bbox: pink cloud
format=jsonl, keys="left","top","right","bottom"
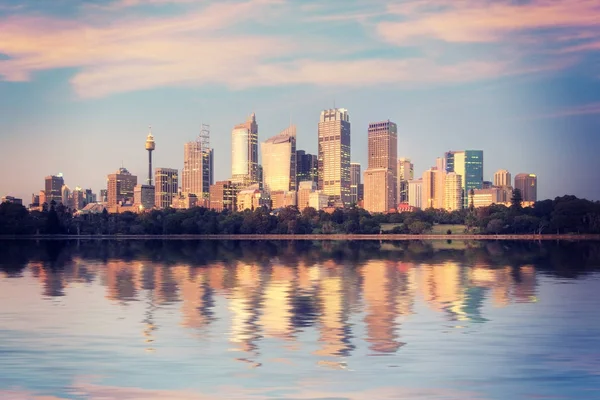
{"left": 0, "top": 0, "right": 591, "bottom": 98}
{"left": 378, "top": 0, "right": 600, "bottom": 45}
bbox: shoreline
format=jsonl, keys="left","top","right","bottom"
{"left": 1, "top": 234, "right": 599, "bottom": 241}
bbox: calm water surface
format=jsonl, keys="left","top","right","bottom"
{"left": 1, "top": 240, "right": 599, "bottom": 400}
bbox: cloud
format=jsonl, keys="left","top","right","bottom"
{"left": 378, "top": 0, "right": 600, "bottom": 45}
{"left": 0, "top": 0, "right": 596, "bottom": 98}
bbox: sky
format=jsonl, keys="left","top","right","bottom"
{"left": 1, "top": 0, "right": 600, "bottom": 202}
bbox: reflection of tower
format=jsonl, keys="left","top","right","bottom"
{"left": 145, "top": 127, "right": 156, "bottom": 185}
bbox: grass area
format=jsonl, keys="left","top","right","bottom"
{"left": 381, "top": 223, "right": 467, "bottom": 234}
{"left": 430, "top": 224, "right": 467, "bottom": 234}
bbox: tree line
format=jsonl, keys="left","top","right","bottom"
{"left": 1, "top": 190, "right": 599, "bottom": 235}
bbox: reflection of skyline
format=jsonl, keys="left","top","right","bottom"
{"left": 17, "top": 255, "right": 538, "bottom": 362}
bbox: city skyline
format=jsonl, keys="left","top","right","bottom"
{"left": 2, "top": 0, "right": 600, "bottom": 202}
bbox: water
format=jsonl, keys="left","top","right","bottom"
{"left": 1, "top": 240, "right": 599, "bottom": 400}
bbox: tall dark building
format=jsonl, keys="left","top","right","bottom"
{"left": 296, "top": 150, "right": 318, "bottom": 184}
{"left": 44, "top": 174, "right": 65, "bottom": 205}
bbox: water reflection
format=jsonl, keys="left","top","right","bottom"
{"left": 0, "top": 240, "right": 582, "bottom": 358}
{"left": 1, "top": 240, "right": 599, "bottom": 399}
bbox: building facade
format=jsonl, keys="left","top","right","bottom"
{"left": 296, "top": 150, "right": 318, "bottom": 184}
{"left": 182, "top": 140, "right": 213, "bottom": 200}
{"left": 44, "top": 174, "right": 65, "bottom": 205}
{"left": 494, "top": 169, "right": 511, "bottom": 187}
{"left": 318, "top": 108, "right": 351, "bottom": 205}
{"left": 445, "top": 150, "right": 483, "bottom": 207}
{"left": 237, "top": 185, "right": 265, "bottom": 211}
{"left": 367, "top": 120, "right": 398, "bottom": 207}
{"left": 514, "top": 173, "right": 537, "bottom": 202}
{"left": 408, "top": 179, "right": 422, "bottom": 209}
{"left": 309, "top": 191, "right": 329, "bottom": 211}
{"left": 107, "top": 168, "right": 137, "bottom": 207}
{"left": 363, "top": 168, "right": 394, "bottom": 213}
{"left": 134, "top": 184, "right": 155, "bottom": 210}
{"left": 154, "top": 168, "right": 178, "bottom": 209}
{"left": 271, "top": 190, "right": 297, "bottom": 209}
{"left": 261, "top": 125, "right": 297, "bottom": 193}
{"left": 444, "top": 172, "right": 463, "bottom": 211}
{"left": 422, "top": 168, "right": 445, "bottom": 209}
{"left": 297, "top": 181, "right": 317, "bottom": 211}
{"left": 209, "top": 180, "right": 238, "bottom": 212}
{"left": 472, "top": 188, "right": 503, "bottom": 208}
{"left": 231, "top": 113, "right": 259, "bottom": 187}
{"left": 397, "top": 158, "right": 414, "bottom": 204}
{"left": 350, "top": 162, "right": 361, "bottom": 205}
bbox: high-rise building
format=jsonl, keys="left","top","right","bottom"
{"left": 182, "top": 133, "right": 213, "bottom": 199}
{"left": 364, "top": 168, "right": 394, "bottom": 213}
{"left": 100, "top": 189, "right": 108, "bottom": 203}
{"left": 397, "top": 158, "right": 414, "bottom": 203}
{"left": 261, "top": 125, "right": 297, "bottom": 193}
{"left": 367, "top": 120, "right": 398, "bottom": 206}
{"left": 444, "top": 172, "right": 463, "bottom": 211}
{"left": 494, "top": 169, "right": 511, "bottom": 187}
{"left": 318, "top": 108, "right": 351, "bottom": 205}
{"left": 422, "top": 168, "right": 445, "bottom": 209}
{"left": 72, "top": 187, "right": 85, "bottom": 210}
{"left": 231, "top": 113, "right": 259, "bottom": 187}
{"left": 84, "top": 189, "right": 96, "bottom": 205}
{"left": 61, "top": 184, "right": 72, "bottom": 208}
{"left": 514, "top": 173, "right": 537, "bottom": 202}
{"left": 134, "top": 184, "right": 155, "bottom": 210}
{"left": 445, "top": 150, "right": 483, "bottom": 207}
{"left": 31, "top": 193, "right": 40, "bottom": 206}
{"left": 209, "top": 180, "right": 238, "bottom": 212}
{"left": 44, "top": 174, "right": 64, "bottom": 205}
{"left": 296, "top": 150, "right": 318, "bottom": 184}
{"left": 154, "top": 168, "right": 178, "bottom": 209}
{"left": 350, "top": 162, "right": 361, "bottom": 205}
{"left": 107, "top": 167, "right": 137, "bottom": 207}
{"left": 408, "top": 179, "right": 422, "bottom": 209}
{"left": 145, "top": 127, "right": 155, "bottom": 185}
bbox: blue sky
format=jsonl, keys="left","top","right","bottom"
{"left": 1, "top": 0, "right": 600, "bottom": 202}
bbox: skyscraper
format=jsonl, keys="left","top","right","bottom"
{"left": 107, "top": 167, "right": 137, "bottom": 207}
{"left": 408, "top": 179, "right": 422, "bottom": 209}
{"left": 318, "top": 108, "right": 351, "bottom": 205}
{"left": 422, "top": 168, "right": 445, "bottom": 209}
{"left": 44, "top": 174, "right": 64, "bottom": 205}
{"left": 154, "top": 168, "right": 178, "bottom": 209}
{"left": 296, "top": 150, "right": 318, "bottom": 184}
{"left": 145, "top": 127, "right": 155, "bottom": 185}
{"left": 364, "top": 168, "right": 394, "bottom": 213}
{"left": 444, "top": 172, "right": 463, "bottom": 211}
{"left": 231, "top": 113, "right": 258, "bottom": 187}
{"left": 397, "top": 158, "right": 414, "bottom": 203}
{"left": 261, "top": 125, "right": 296, "bottom": 193}
{"left": 494, "top": 169, "right": 511, "bottom": 187}
{"left": 514, "top": 173, "right": 537, "bottom": 202}
{"left": 445, "top": 150, "right": 483, "bottom": 207}
{"left": 367, "top": 120, "right": 398, "bottom": 206}
{"left": 350, "top": 162, "right": 361, "bottom": 205}
{"left": 182, "top": 130, "right": 213, "bottom": 199}
{"left": 61, "top": 184, "right": 72, "bottom": 208}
